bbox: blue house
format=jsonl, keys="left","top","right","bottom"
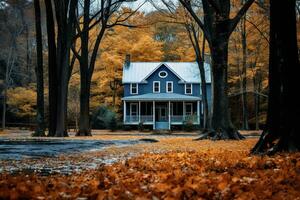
{"left": 122, "top": 55, "right": 212, "bottom": 130}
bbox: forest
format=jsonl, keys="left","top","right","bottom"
{"left": 0, "top": 0, "right": 300, "bottom": 199}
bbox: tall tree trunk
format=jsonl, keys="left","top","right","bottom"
{"left": 77, "top": 0, "right": 92, "bottom": 136}
{"left": 180, "top": 0, "right": 254, "bottom": 140}
{"left": 200, "top": 36, "right": 209, "bottom": 130}
{"left": 210, "top": 35, "right": 244, "bottom": 139}
{"left": 252, "top": 0, "right": 300, "bottom": 154}
{"left": 53, "top": 0, "right": 78, "bottom": 137}
{"left": 44, "top": 0, "right": 57, "bottom": 136}
{"left": 33, "top": 0, "right": 45, "bottom": 137}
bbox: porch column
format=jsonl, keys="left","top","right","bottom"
{"left": 168, "top": 101, "right": 171, "bottom": 130}
{"left": 138, "top": 101, "right": 141, "bottom": 123}
{"left": 153, "top": 101, "right": 155, "bottom": 129}
{"left": 123, "top": 100, "right": 126, "bottom": 123}
{"left": 183, "top": 101, "right": 185, "bottom": 121}
{"left": 197, "top": 101, "right": 200, "bottom": 124}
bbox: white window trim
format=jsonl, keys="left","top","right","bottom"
{"left": 130, "top": 83, "right": 138, "bottom": 94}
{"left": 185, "top": 83, "right": 193, "bottom": 94}
{"left": 130, "top": 103, "right": 138, "bottom": 116}
{"left": 166, "top": 81, "right": 173, "bottom": 93}
{"left": 185, "top": 103, "right": 193, "bottom": 116}
{"left": 153, "top": 81, "right": 160, "bottom": 93}
{"left": 159, "top": 70, "right": 168, "bottom": 78}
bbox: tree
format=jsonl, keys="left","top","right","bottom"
{"left": 73, "top": 1, "right": 140, "bottom": 136}
{"left": 44, "top": 0, "right": 57, "bottom": 136}
{"left": 42, "top": 0, "right": 79, "bottom": 137}
{"left": 32, "top": 0, "right": 45, "bottom": 136}
{"left": 251, "top": 0, "right": 300, "bottom": 154}
{"left": 179, "top": 0, "right": 255, "bottom": 139}
{"left": 184, "top": 19, "right": 210, "bottom": 130}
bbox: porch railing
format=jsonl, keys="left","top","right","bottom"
{"left": 125, "top": 115, "right": 200, "bottom": 123}
{"left": 171, "top": 115, "right": 199, "bottom": 123}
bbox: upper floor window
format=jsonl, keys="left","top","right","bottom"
{"left": 185, "top": 83, "right": 192, "bottom": 94}
{"left": 153, "top": 81, "right": 160, "bottom": 93}
{"left": 159, "top": 71, "right": 168, "bottom": 78}
{"left": 166, "top": 81, "right": 173, "bottom": 93}
{"left": 130, "top": 83, "right": 138, "bottom": 94}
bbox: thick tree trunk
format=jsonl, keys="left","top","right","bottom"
{"left": 252, "top": 0, "right": 300, "bottom": 154}
{"left": 209, "top": 36, "right": 244, "bottom": 140}
{"left": 33, "top": 0, "right": 45, "bottom": 137}
{"left": 45, "top": 0, "right": 57, "bottom": 137}
{"left": 77, "top": 0, "right": 92, "bottom": 136}
{"left": 77, "top": 81, "right": 91, "bottom": 136}
{"left": 53, "top": 0, "right": 78, "bottom": 137}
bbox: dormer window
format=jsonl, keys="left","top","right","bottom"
{"left": 159, "top": 71, "right": 168, "bottom": 78}
{"left": 153, "top": 81, "right": 160, "bottom": 93}
{"left": 130, "top": 83, "right": 138, "bottom": 94}
{"left": 185, "top": 83, "right": 192, "bottom": 94}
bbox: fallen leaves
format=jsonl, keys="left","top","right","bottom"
{"left": 0, "top": 138, "right": 300, "bottom": 199}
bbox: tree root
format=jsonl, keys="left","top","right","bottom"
{"left": 194, "top": 128, "right": 245, "bottom": 140}
{"left": 251, "top": 129, "right": 300, "bottom": 155}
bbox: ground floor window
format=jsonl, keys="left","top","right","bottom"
{"left": 130, "top": 103, "right": 138, "bottom": 116}
{"left": 185, "top": 103, "right": 193, "bottom": 116}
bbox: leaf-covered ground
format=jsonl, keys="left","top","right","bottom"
{"left": 1, "top": 135, "right": 300, "bottom": 199}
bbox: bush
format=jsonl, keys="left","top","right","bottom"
{"left": 183, "top": 120, "right": 195, "bottom": 132}
{"left": 138, "top": 122, "right": 144, "bottom": 132}
{"left": 109, "top": 115, "right": 118, "bottom": 131}
{"left": 91, "top": 106, "right": 118, "bottom": 130}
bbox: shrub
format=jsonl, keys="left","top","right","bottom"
{"left": 138, "top": 122, "right": 144, "bottom": 132}
{"left": 108, "top": 115, "right": 118, "bottom": 131}
{"left": 183, "top": 120, "right": 195, "bottom": 132}
{"left": 91, "top": 106, "right": 118, "bottom": 130}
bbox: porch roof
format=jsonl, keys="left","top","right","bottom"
{"left": 122, "top": 93, "right": 201, "bottom": 101}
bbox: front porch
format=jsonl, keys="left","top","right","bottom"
{"left": 123, "top": 101, "right": 202, "bottom": 130}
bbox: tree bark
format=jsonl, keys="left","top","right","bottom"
{"left": 252, "top": 0, "right": 300, "bottom": 154}
{"left": 44, "top": 0, "right": 57, "bottom": 136}
{"left": 51, "top": 0, "right": 78, "bottom": 137}
{"left": 180, "top": 0, "right": 255, "bottom": 140}
{"left": 33, "top": 0, "right": 45, "bottom": 137}
{"left": 77, "top": 0, "right": 92, "bottom": 136}
{"left": 210, "top": 35, "right": 243, "bottom": 139}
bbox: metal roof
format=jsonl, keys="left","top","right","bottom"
{"left": 122, "top": 93, "right": 202, "bottom": 101}
{"left": 122, "top": 62, "right": 211, "bottom": 83}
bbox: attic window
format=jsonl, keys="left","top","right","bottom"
{"left": 159, "top": 71, "right": 168, "bottom": 78}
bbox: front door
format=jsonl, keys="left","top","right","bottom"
{"left": 155, "top": 105, "right": 168, "bottom": 122}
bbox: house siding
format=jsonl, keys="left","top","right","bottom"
{"left": 124, "top": 64, "right": 207, "bottom": 97}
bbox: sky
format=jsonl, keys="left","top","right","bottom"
{"left": 125, "top": 0, "right": 167, "bottom": 13}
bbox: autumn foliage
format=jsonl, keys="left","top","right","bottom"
{"left": 1, "top": 138, "right": 300, "bottom": 199}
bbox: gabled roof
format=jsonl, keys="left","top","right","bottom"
{"left": 122, "top": 62, "right": 211, "bottom": 84}
{"left": 122, "top": 93, "right": 201, "bottom": 101}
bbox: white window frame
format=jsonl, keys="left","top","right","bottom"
{"left": 130, "top": 103, "right": 138, "bottom": 116}
{"left": 159, "top": 71, "right": 168, "bottom": 78}
{"left": 166, "top": 81, "right": 173, "bottom": 93}
{"left": 185, "top": 83, "right": 193, "bottom": 94}
{"left": 130, "top": 83, "right": 138, "bottom": 94}
{"left": 153, "top": 81, "right": 160, "bottom": 93}
{"left": 185, "top": 103, "right": 193, "bottom": 116}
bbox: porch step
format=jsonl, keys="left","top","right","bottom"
{"left": 155, "top": 122, "right": 169, "bottom": 130}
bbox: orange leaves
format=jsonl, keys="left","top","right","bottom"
{"left": 1, "top": 138, "right": 300, "bottom": 199}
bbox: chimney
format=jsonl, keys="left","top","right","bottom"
{"left": 125, "top": 54, "right": 131, "bottom": 68}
